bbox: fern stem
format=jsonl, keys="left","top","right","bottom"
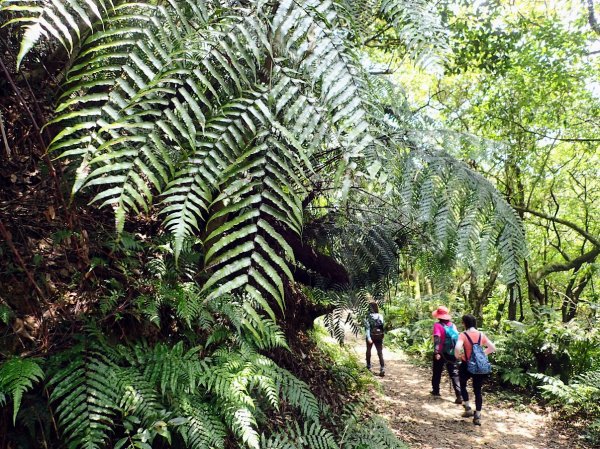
{"left": 0, "top": 57, "right": 66, "bottom": 211}
{"left": 0, "top": 219, "right": 48, "bottom": 310}
{"left": 44, "top": 386, "right": 60, "bottom": 438}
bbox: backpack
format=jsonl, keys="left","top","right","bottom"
{"left": 370, "top": 314, "right": 384, "bottom": 341}
{"left": 464, "top": 332, "right": 491, "bottom": 375}
{"left": 442, "top": 323, "right": 459, "bottom": 356}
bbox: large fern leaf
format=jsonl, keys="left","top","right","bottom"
{"left": 0, "top": 357, "right": 44, "bottom": 424}
{"left": 48, "top": 346, "right": 120, "bottom": 449}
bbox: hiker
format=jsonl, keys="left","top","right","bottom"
{"left": 454, "top": 313, "right": 496, "bottom": 426}
{"left": 430, "top": 305, "right": 462, "bottom": 402}
{"left": 365, "top": 301, "right": 385, "bottom": 377}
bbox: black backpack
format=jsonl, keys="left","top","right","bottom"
{"left": 370, "top": 314, "right": 384, "bottom": 341}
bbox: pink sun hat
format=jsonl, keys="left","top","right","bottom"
{"left": 432, "top": 305, "right": 452, "bottom": 321}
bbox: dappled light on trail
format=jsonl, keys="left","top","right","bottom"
{"left": 346, "top": 334, "right": 587, "bottom": 449}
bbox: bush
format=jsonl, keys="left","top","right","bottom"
{"left": 494, "top": 320, "right": 600, "bottom": 388}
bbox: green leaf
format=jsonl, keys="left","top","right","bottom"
{"left": 16, "top": 22, "right": 43, "bottom": 70}
{"left": 0, "top": 358, "right": 44, "bottom": 424}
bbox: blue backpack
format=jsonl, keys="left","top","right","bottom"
{"left": 464, "top": 332, "right": 491, "bottom": 374}
{"left": 442, "top": 324, "right": 459, "bottom": 356}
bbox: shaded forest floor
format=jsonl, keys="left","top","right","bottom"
{"left": 347, "top": 337, "right": 591, "bottom": 449}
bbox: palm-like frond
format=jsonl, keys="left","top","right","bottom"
{"left": 2, "top": 1, "right": 530, "bottom": 448}
{"left": 0, "top": 358, "right": 44, "bottom": 424}
{"left": 341, "top": 414, "right": 406, "bottom": 449}
{"left": 48, "top": 346, "right": 121, "bottom": 449}
{"left": 379, "top": 0, "right": 449, "bottom": 67}
{"left": 261, "top": 422, "right": 338, "bottom": 449}
{"left": 396, "top": 150, "right": 526, "bottom": 285}
{"left": 1, "top": 0, "right": 381, "bottom": 312}
{"left": 2, "top": 0, "right": 525, "bottom": 309}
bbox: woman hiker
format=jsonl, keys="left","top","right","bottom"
{"left": 365, "top": 301, "right": 385, "bottom": 377}
{"left": 430, "top": 305, "right": 462, "bottom": 403}
{"left": 454, "top": 313, "right": 496, "bottom": 426}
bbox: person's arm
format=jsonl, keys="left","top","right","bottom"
{"left": 432, "top": 323, "right": 442, "bottom": 360}
{"left": 365, "top": 318, "right": 372, "bottom": 342}
{"left": 482, "top": 334, "right": 496, "bottom": 355}
{"left": 433, "top": 335, "right": 442, "bottom": 353}
{"left": 454, "top": 334, "right": 465, "bottom": 360}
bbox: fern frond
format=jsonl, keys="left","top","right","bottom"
{"left": 261, "top": 422, "right": 338, "bottom": 449}
{"left": 48, "top": 346, "right": 120, "bottom": 449}
{"left": 340, "top": 414, "right": 406, "bottom": 449}
{"left": 273, "top": 0, "right": 375, "bottom": 152}
{"left": 115, "top": 367, "right": 163, "bottom": 426}
{"left": 177, "top": 397, "right": 227, "bottom": 449}
{"left": 130, "top": 341, "right": 206, "bottom": 396}
{"left": 239, "top": 301, "right": 288, "bottom": 350}
{"left": 0, "top": 357, "right": 44, "bottom": 424}
{"left": 2, "top": 0, "right": 114, "bottom": 69}
{"left": 379, "top": 0, "right": 448, "bottom": 68}
{"left": 396, "top": 150, "right": 526, "bottom": 285}
{"left": 273, "top": 364, "right": 320, "bottom": 423}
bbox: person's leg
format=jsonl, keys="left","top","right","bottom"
{"left": 472, "top": 374, "right": 485, "bottom": 425}
{"left": 458, "top": 362, "right": 469, "bottom": 402}
{"left": 459, "top": 363, "right": 474, "bottom": 417}
{"left": 473, "top": 374, "right": 485, "bottom": 411}
{"left": 374, "top": 338, "right": 384, "bottom": 373}
{"left": 366, "top": 340, "right": 373, "bottom": 369}
{"left": 445, "top": 358, "right": 461, "bottom": 401}
{"left": 431, "top": 357, "right": 444, "bottom": 395}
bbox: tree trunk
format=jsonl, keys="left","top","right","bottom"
{"left": 425, "top": 278, "right": 433, "bottom": 296}
{"left": 562, "top": 272, "right": 591, "bottom": 322}
{"left": 413, "top": 269, "right": 421, "bottom": 301}
{"left": 494, "top": 295, "right": 508, "bottom": 328}
{"left": 507, "top": 284, "right": 517, "bottom": 321}
{"left": 525, "top": 260, "right": 545, "bottom": 317}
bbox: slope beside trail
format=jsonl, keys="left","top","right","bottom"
{"left": 347, "top": 338, "right": 590, "bottom": 449}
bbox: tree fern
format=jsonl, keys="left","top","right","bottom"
{"left": 379, "top": 0, "right": 449, "bottom": 68}
{"left": 2, "top": 0, "right": 526, "bottom": 313}
{"left": 0, "top": 357, "right": 44, "bottom": 424}
{"left": 395, "top": 149, "right": 526, "bottom": 285}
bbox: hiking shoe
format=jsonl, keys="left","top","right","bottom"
{"left": 429, "top": 391, "right": 442, "bottom": 398}
{"left": 461, "top": 407, "right": 474, "bottom": 418}
{"left": 454, "top": 397, "right": 463, "bottom": 405}
{"left": 473, "top": 411, "right": 481, "bottom": 425}
{"left": 379, "top": 369, "right": 385, "bottom": 377}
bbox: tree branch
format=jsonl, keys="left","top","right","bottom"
{"left": 587, "top": 0, "right": 600, "bottom": 35}
{"left": 508, "top": 118, "right": 600, "bottom": 142}
{"left": 277, "top": 226, "right": 350, "bottom": 287}
{"left": 363, "top": 24, "right": 393, "bottom": 45}
{"left": 533, "top": 246, "right": 600, "bottom": 281}
{"left": 514, "top": 205, "right": 600, "bottom": 248}
{"left": 0, "top": 219, "right": 47, "bottom": 311}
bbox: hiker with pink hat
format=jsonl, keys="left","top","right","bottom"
{"left": 430, "top": 305, "right": 462, "bottom": 403}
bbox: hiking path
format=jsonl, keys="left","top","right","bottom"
{"left": 347, "top": 337, "right": 590, "bottom": 449}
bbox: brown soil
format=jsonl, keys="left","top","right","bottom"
{"left": 349, "top": 339, "right": 591, "bottom": 449}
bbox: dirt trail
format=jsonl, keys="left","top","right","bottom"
{"left": 348, "top": 338, "right": 589, "bottom": 449}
